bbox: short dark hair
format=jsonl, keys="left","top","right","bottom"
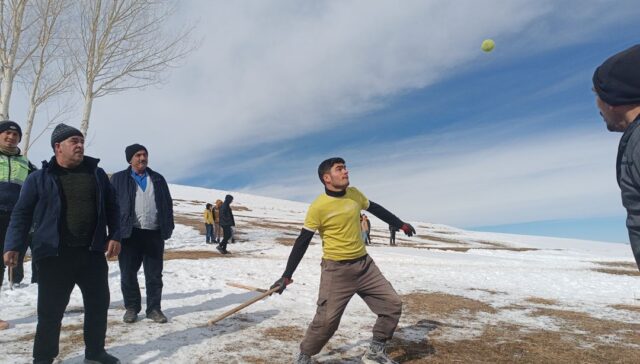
{"left": 317, "top": 157, "right": 345, "bottom": 184}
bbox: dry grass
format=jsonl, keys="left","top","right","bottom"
{"left": 390, "top": 292, "right": 640, "bottom": 363}
{"left": 275, "top": 237, "right": 296, "bottom": 246}
{"left": 164, "top": 250, "right": 223, "bottom": 260}
{"left": 592, "top": 268, "right": 640, "bottom": 277}
{"left": 262, "top": 325, "right": 305, "bottom": 342}
{"left": 467, "top": 288, "right": 507, "bottom": 295}
{"left": 415, "top": 234, "right": 469, "bottom": 245}
{"left": 610, "top": 304, "right": 640, "bottom": 313}
{"left": 402, "top": 292, "right": 497, "bottom": 316}
{"left": 524, "top": 297, "right": 560, "bottom": 306}
{"left": 592, "top": 261, "right": 638, "bottom": 269}
{"left": 174, "top": 214, "right": 206, "bottom": 235}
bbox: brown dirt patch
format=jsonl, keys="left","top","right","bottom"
{"left": 529, "top": 308, "right": 640, "bottom": 339}
{"left": 610, "top": 304, "right": 640, "bottom": 313}
{"left": 524, "top": 297, "right": 559, "bottom": 305}
{"left": 174, "top": 214, "right": 206, "bottom": 235}
{"left": 592, "top": 268, "right": 640, "bottom": 276}
{"left": 467, "top": 288, "right": 507, "bottom": 295}
{"left": 275, "top": 237, "right": 296, "bottom": 246}
{"left": 403, "top": 292, "right": 497, "bottom": 316}
{"left": 593, "top": 261, "right": 638, "bottom": 269}
{"left": 416, "top": 234, "right": 469, "bottom": 245}
{"left": 388, "top": 322, "right": 640, "bottom": 363}
{"left": 262, "top": 325, "right": 304, "bottom": 342}
{"left": 173, "top": 198, "right": 207, "bottom": 205}
{"left": 250, "top": 220, "right": 299, "bottom": 232}
{"left": 164, "top": 250, "right": 223, "bottom": 260}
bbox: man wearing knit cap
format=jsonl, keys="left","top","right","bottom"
{"left": 3, "top": 123, "right": 122, "bottom": 363}
{"left": 0, "top": 120, "right": 36, "bottom": 330}
{"left": 111, "top": 144, "right": 174, "bottom": 324}
{"left": 594, "top": 44, "right": 640, "bottom": 271}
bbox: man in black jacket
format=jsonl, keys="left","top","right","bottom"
{"left": 216, "top": 194, "right": 235, "bottom": 254}
{"left": 593, "top": 44, "right": 640, "bottom": 271}
{"left": 3, "top": 123, "right": 121, "bottom": 364}
{"left": 110, "top": 144, "right": 174, "bottom": 324}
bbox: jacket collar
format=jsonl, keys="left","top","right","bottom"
{"left": 43, "top": 155, "right": 100, "bottom": 172}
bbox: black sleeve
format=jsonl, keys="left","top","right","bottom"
{"left": 366, "top": 200, "right": 404, "bottom": 229}
{"left": 282, "top": 228, "right": 315, "bottom": 279}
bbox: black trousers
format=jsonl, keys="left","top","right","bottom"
{"left": 219, "top": 225, "right": 232, "bottom": 250}
{"left": 0, "top": 212, "right": 30, "bottom": 286}
{"left": 119, "top": 228, "right": 164, "bottom": 314}
{"left": 34, "top": 247, "right": 110, "bottom": 361}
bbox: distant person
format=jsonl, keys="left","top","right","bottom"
{"left": 3, "top": 123, "right": 121, "bottom": 363}
{"left": 111, "top": 144, "right": 175, "bottom": 324}
{"left": 217, "top": 194, "right": 235, "bottom": 254}
{"left": 0, "top": 120, "right": 36, "bottom": 293}
{"left": 204, "top": 203, "right": 215, "bottom": 244}
{"left": 364, "top": 214, "right": 371, "bottom": 245}
{"left": 271, "top": 157, "right": 416, "bottom": 364}
{"left": 593, "top": 44, "right": 640, "bottom": 271}
{"left": 389, "top": 225, "right": 397, "bottom": 246}
{"left": 214, "top": 199, "right": 223, "bottom": 243}
{"left": 360, "top": 214, "right": 369, "bottom": 245}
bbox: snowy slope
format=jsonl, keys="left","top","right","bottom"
{"left": 0, "top": 183, "right": 638, "bottom": 363}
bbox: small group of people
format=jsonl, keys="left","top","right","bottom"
{"left": 204, "top": 194, "right": 235, "bottom": 254}
{"left": 360, "top": 213, "right": 371, "bottom": 245}
{"left": 1, "top": 123, "right": 175, "bottom": 364}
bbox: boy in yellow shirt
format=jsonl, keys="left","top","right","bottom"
{"left": 272, "top": 157, "right": 415, "bottom": 364}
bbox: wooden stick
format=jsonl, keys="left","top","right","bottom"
{"left": 207, "top": 286, "right": 280, "bottom": 326}
{"left": 8, "top": 266, "right": 13, "bottom": 291}
{"left": 226, "top": 282, "right": 267, "bottom": 293}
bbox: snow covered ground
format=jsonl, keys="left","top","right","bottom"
{"left": 1, "top": 184, "right": 638, "bottom": 363}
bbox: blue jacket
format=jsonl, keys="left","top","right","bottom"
{"left": 3, "top": 156, "right": 121, "bottom": 261}
{"left": 110, "top": 166, "right": 174, "bottom": 240}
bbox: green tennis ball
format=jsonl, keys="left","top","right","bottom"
{"left": 481, "top": 39, "right": 495, "bottom": 52}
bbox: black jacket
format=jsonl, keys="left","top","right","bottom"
{"left": 110, "top": 166, "right": 174, "bottom": 240}
{"left": 219, "top": 194, "right": 235, "bottom": 227}
{"left": 617, "top": 115, "right": 640, "bottom": 271}
{"left": 4, "top": 156, "right": 120, "bottom": 261}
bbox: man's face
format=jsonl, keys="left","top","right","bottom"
{"left": 55, "top": 136, "right": 84, "bottom": 167}
{"left": 323, "top": 163, "right": 350, "bottom": 190}
{"left": 0, "top": 130, "right": 20, "bottom": 149}
{"left": 596, "top": 95, "right": 627, "bottom": 132}
{"left": 130, "top": 150, "right": 148, "bottom": 173}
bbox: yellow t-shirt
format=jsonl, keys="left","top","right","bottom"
{"left": 303, "top": 187, "right": 369, "bottom": 261}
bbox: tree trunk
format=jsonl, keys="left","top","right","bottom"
{"left": 80, "top": 89, "right": 94, "bottom": 135}
{"left": 22, "top": 103, "right": 37, "bottom": 156}
{"left": 0, "top": 69, "right": 14, "bottom": 120}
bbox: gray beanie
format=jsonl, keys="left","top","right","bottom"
{"left": 50, "top": 123, "right": 83, "bottom": 149}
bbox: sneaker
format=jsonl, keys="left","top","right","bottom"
{"left": 295, "top": 352, "right": 312, "bottom": 364}
{"left": 146, "top": 309, "right": 168, "bottom": 323}
{"left": 122, "top": 308, "right": 138, "bottom": 323}
{"left": 84, "top": 351, "right": 120, "bottom": 364}
{"left": 361, "top": 341, "right": 397, "bottom": 364}
{"left": 216, "top": 245, "right": 225, "bottom": 254}
{"left": 0, "top": 319, "right": 9, "bottom": 330}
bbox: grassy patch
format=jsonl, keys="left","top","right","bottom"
{"left": 524, "top": 297, "right": 559, "bottom": 306}
{"left": 164, "top": 250, "right": 223, "bottom": 260}
{"left": 403, "top": 292, "right": 497, "bottom": 316}
{"left": 262, "top": 325, "right": 305, "bottom": 341}
{"left": 592, "top": 268, "right": 640, "bottom": 277}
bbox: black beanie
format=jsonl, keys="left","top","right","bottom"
{"left": 125, "top": 143, "right": 148, "bottom": 162}
{"left": 593, "top": 44, "right": 640, "bottom": 106}
{"left": 0, "top": 120, "right": 22, "bottom": 140}
{"left": 50, "top": 123, "right": 83, "bottom": 149}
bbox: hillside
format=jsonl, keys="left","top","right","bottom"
{"left": 1, "top": 184, "right": 639, "bottom": 363}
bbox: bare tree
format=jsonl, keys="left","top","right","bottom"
{"left": 0, "top": 0, "right": 40, "bottom": 120}
{"left": 19, "top": 0, "right": 74, "bottom": 154}
{"left": 73, "top": 0, "right": 195, "bottom": 135}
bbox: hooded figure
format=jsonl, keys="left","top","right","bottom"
{"left": 216, "top": 194, "right": 235, "bottom": 254}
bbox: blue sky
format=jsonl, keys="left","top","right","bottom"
{"left": 12, "top": 1, "right": 640, "bottom": 244}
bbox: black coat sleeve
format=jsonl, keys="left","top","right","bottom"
{"left": 366, "top": 200, "right": 404, "bottom": 229}
{"left": 282, "top": 228, "right": 314, "bottom": 279}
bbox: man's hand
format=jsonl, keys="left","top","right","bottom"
{"left": 400, "top": 223, "right": 416, "bottom": 237}
{"left": 105, "top": 240, "right": 121, "bottom": 259}
{"left": 3, "top": 251, "right": 19, "bottom": 268}
{"left": 270, "top": 277, "right": 293, "bottom": 294}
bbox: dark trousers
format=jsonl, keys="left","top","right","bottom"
{"left": 219, "top": 225, "right": 232, "bottom": 250}
{"left": 119, "top": 228, "right": 164, "bottom": 314}
{"left": 34, "top": 247, "right": 110, "bottom": 361}
{"left": 205, "top": 223, "right": 214, "bottom": 243}
{"left": 0, "top": 212, "right": 30, "bottom": 286}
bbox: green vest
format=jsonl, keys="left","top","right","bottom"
{"left": 0, "top": 154, "right": 31, "bottom": 185}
